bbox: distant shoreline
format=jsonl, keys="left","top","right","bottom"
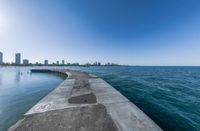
{"left": 0, "top": 65, "right": 200, "bottom": 67}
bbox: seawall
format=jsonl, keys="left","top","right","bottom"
{"left": 9, "top": 69, "right": 162, "bottom": 131}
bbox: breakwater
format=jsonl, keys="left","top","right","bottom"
{"left": 9, "top": 69, "right": 162, "bottom": 131}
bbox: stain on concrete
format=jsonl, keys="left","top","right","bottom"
{"left": 9, "top": 104, "right": 117, "bottom": 131}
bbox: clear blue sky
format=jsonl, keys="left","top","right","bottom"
{"left": 0, "top": 0, "right": 200, "bottom": 65}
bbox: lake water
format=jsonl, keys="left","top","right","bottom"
{"left": 0, "top": 67, "right": 64, "bottom": 131}
{"left": 0, "top": 66, "right": 200, "bottom": 131}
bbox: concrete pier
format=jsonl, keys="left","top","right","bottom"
{"left": 9, "top": 69, "right": 162, "bottom": 131}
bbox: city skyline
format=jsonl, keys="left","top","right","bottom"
{"left": 0, "top": 51, "right": 115, "bottom": 66}
{"left": 1, "top": 0, "right": 200, "bottom": 66}
{"left": 0, "top": 51, "right": 68, "bottom": 65}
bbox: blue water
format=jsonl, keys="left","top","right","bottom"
{"left": 0, "top": 66, "right": 200, "bottom": 131}
{"left": 0, "top": 67, "right": 64, "bottom": 131}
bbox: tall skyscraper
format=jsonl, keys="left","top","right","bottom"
{"left": 56, "top": 61, "right": 59, "bottom": 65}
{"left": 62, "top": 60, "right": 65, "bottom": 65}
{"left": 44, "top": 60, "right": 48, "bottom": 65}
{"left": 15, "top": 53, "right": 21, "bottom": 65}
{"left": 0, "top": 52, "right": 3, "bottom": 64}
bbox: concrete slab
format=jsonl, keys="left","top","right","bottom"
{"left": 105, "top": 102, "right": 162, "bottom": 131}
{"left": 26, "top": 79, "right": 76, "bottom": 115}
{"left": 68, "top": 73, "right": 97, "bottom": 104}
{"left": 89, "top": 78, "right": 106, "bottom": 83}
{"left": 88, "top": 74, "right": 98, "bottom": 78}
{"left": 96, "top": 91, "right": 129, "bottom": 104}
{"left": 68, "top": 91, "right": 97, "bottom": 104}
{"left": 10, "top": 104, "right": 118, "bottom": 131}
{"left": 89, "top": 78, "right": 129, "bottom": 104}
{"left": 59, "top": 79, "right": 75, "bottom": 86}
{"left": 65, "top": 72, "right": 72, "bottom": 79}
{"left": 90, "top": 81, "right": 118, "bottom": 93}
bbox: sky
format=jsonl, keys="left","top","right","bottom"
{"left": 0, "top": 0, "right": 200, "bottom": 65}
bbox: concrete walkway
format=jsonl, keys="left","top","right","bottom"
{"left": 9, "top": 69, "right": 162, "bottom": 131}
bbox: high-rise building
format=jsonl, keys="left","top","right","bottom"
{"left": 15, "top": 53, "right": 21, "bottom": 65}
{"left": 44, "top": 60, "right": 48, "bottom": 65}
{"left": 23, "top": 59, "right": 29, "bottom": 65}
{"left": 56, "top": 61, "right": 59, "bottom": 65}
{"left": 0, "top": 52, "right": 3, "bottom": 64}
{"left": 62, "top": 60, "right": 65, "bottom": 65}
{"left": 98, "top": 62, "right": 101, "bottom": 66}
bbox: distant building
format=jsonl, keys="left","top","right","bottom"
{"left": 93, "top": 61, "right": 101, "bottom": 66}
{"left": 56, "top": 61, "right": 59, "bottom": 65}
{"left": 105, "top": 62, "right": 111, "bottom": 66}
{"left": 44, "top": 60, "right": 48, "bottom": 65}
{"left": 93, "top": 61, "right": 98, "bottom": 66}
{"left": 0, "top": 52, "right": 3, "bottom": 64}
{"left": 23, "top": 59, "right": 29, "bottom": 65}
{"left": 35, "top": 62, "right": 42, "bottom": 66}
{"left": 15, "top": 53, "right": 21, "bottom": 65}
{"left": 62, "top": 60, "right": 65, "bottom": 65}
{"left": 105, "top": 62, "right": 118, "bottom": 66}
{"left": 72, "top": 62, "right": 79, "bottom": 66}
{"left": 98, "top": 62, "right": 101, "bottom": 66}
{"left": 84, "top": 62, "right": 91, "bottom": 66}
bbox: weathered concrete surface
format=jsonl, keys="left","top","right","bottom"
{"left": 68, "top": 72, "right": 96, "bottom": 104}
{"left": 68, "top": 92, "right": 97, "bottom": 104}
{"left": 10, "top": 104, "right": 117, "bottom": 131}
{"left": 9, "top": 69, "right": 163, "bottom": 131}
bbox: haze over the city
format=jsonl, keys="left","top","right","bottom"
{"left": 0, "top": 0, "right": 200, "bottom": 65}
